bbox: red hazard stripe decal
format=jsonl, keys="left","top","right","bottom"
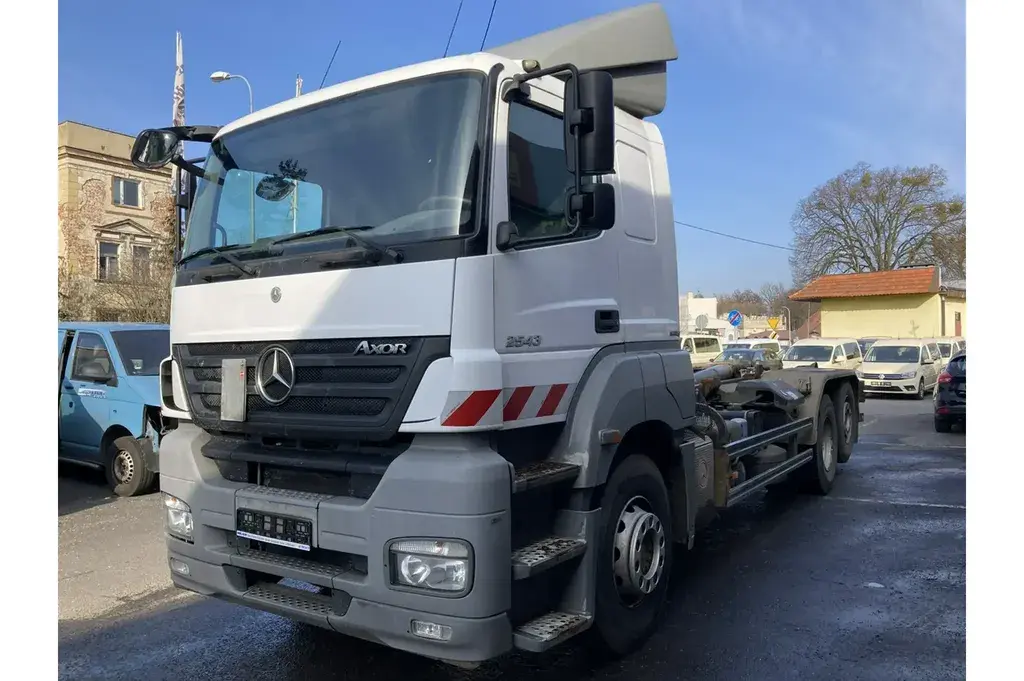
{"left": 503, "top": 386, "right": 535, "bottom": 421}
{"left": 537, "top": 384, "right": 569, "bottom": 417}
{"left": 442, "top": 389, "right": 501, "bottom": 427}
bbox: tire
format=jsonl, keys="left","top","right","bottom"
{"left": 934, "top": 418, "right": 952, "bottom": 433}
{"left": 836, "top": 383, "right": 857, "bottom": 464}
{"left": 592, "top": 454, "right": 673, "bottom": 657}
{"left": 104, "top": 436, "right": 156, "bottom": 497}
{"left": 801, "top": 395, "right": 837, "bottom": 495}
{"left": 913, "top": 380, "right": 925, "bottom": 400}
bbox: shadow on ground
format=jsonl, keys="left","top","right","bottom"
{"left": 58, "top": 462, "right": 118, "bottom": 516}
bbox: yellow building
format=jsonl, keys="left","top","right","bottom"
{"left": 58, "top": 121, "right": 174, "bottom": 320}
{"left": 789, "top": 266, "right": 966, "bottom": 339}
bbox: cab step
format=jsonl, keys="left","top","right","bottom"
{"left": 511, "top": 536, "right": 587, "bottom": 580}
{"left": 513, "top": 461, "right": 580, "bottom": 493}
{"left": 513, "top": 611, "right": 593, "bottom": 652}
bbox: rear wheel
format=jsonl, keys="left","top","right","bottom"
{"left": 836, "top": 383, "right": 857, "bottom": 464}
{"left": 105, "top": 436, "right": 155, "bottom": 497}
{"left": 802, "top": 395, "right": 837, "bottom": 495}
{"left": 934, "top": 417, "right": 952, "bottom": 433}
{"left": 592, "top": 454, "right": 673, "bottom": 657}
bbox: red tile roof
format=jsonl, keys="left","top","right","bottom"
{"left": 789, "top": 267, "right": 939, "bottom": 302}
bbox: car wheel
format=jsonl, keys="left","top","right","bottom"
{"left": 913, "top": 380, "right": 925, "bottom": 400}
{"left": 591, "top": 455, "right": 673, "bottom": 657}
{"left": 104, "top": 436, "right": 156, "bottom": 497}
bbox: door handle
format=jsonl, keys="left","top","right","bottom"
{"left": 595, "top": 309, "right": 620, "bottom": 334}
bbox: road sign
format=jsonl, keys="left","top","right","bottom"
{"left": 695, "top": 314, "right": 708, "bottom": 330}
{"left": 768, "top": 317, "right": 780, "bottom": 331}
{"left": 769, "top": 331, "right": 778, "bottom": 340}
{"left": 727, "top": 310, "right": 742, "bottom": 327}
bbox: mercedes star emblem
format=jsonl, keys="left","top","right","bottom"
{"left": 255, "top": 346, "right": 295, "bottom": 405}
{"left": 270, "top": 286, "right": 282, "bottom": 303}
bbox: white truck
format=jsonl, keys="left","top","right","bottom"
{"left": 132, "top": 3, "right": 862, "bottom": 667}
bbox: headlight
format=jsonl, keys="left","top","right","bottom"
{"left": 899, "top": 371, "right": 917, "bottom": 379}
{"left": 164, "top": 493, "right": 194, "bottom": 543}
{"left": 389, "top": 539, "right": 471, "bottom": 593}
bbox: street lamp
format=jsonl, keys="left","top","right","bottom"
{"left": 210, "top": 70, "right": 255, "bottom": 239}
{"left": 209, "top": 71, "right": 254, "bottom": 113}
{"left": 780, "top": 305, "right": 794, "bottom": 342}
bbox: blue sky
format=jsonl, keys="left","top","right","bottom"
{"left": 58, "top": 0, "right": 965, "bottom": 295}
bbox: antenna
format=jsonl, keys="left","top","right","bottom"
{"left": 318, "top": 40, "right": 342, "bottom": 90}
{"left": 443, "top": 0, "right": 465, "bottom": 58}
{"left": 480, "top": 0, "right": 499, "bottom": 50}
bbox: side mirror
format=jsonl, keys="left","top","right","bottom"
{"left": 131, "top": 128, "right": 182, "bottom": 169}
{"left": 573, "top": 182, "right": 616, "bottom": 231}
{"left": 564, "top": 70, "right": 615, "bottom": 176}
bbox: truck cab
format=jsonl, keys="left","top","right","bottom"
{"left": 58, "top": 322, "right": 170, "bottom": 496}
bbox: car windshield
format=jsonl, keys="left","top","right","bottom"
{"left": 865, "top": 345, "right": 921, "bottom": 363}
{"left": 784, "top": 345, "right": 833, "bottom": 362}
{"left": 110, "top": 330, "right": 170, "bottom": 376}
{"left": 722, "top": 344, "right": 745, "bottom": 351}
{"left": 182, "top": 72, "right": 485, "bottom": 262}
{"left": 937, "top": 342, "right": 952, "bottom": 357}
{"left": 716, "top": 349, "right": 753, "bottom": 361}
{"left": 858, "top": 339, "right": 877, "bottom": 354}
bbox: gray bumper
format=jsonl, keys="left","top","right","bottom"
{"left": 159, "top": 424, "right": 514, "bottom": 663}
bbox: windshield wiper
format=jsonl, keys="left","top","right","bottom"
{"left": 271, "top": 225, "right": 403, "bottom": 264}
{"left": 177, "top": 245, "right": 256, "bottom": 277}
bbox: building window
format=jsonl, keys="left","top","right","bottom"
{"left": 112, "top": 177, "right": 141, "bottom": 207}
{"left": 132, "top": 245, "right": 152, "bottom": 281}
{"left": 97, "top": 242, "right": 120, "bottom": 280}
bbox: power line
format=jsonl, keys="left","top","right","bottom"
{"left": 480, "top": 0, "right": 499, "bottom": 50}
{"left": 443, "top": 0, "right": 466, "bottom": 58}
{"left": 674, "top": 220, "right": 795, "bottom": 252}
{"left": 318, "top": 40, "right": 342, "bottom": 90}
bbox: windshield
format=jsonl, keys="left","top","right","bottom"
{"left": 716, "top": 349, "right": 754, "bottom": 362}
{"left": 937, "top": 342, "right": 952, "bottom": 357}
{"left": 722, "top": 344, "right": 745, "bottom": 351}
{"left": 784, "top": 345, "right": 834, "bottom": 362}
{"left": 111, "top": 330, "right": 169, "bottom": 376}
{"left": 865, "top": 345, "right": 920, "bottom": 363}
{"left": 182, "top": 72, "right": 485, "bottom": 261}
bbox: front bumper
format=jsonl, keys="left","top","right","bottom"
{"left": 159, "top": 424, "right": 514, "bottom": 663}
{"left": 861, "top": 376, "right": 921, "bottom": 395}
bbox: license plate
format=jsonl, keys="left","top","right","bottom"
{"left": 869, "top": 381, "right": 891, "bottom": 387}
{"left": 236, "top": 509, "right": 312, "bottom": 551}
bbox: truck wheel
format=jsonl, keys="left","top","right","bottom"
{"left": 105, "top": 436, "right": 155, "bottom": 497}
{"left": 592, "top": 454, "right": 673, "bottom": 657}
{"left": 836, "top": 383, "right": 857, "bottom": 464}
{"left": 801, "top": 395, "right": 837, "bottom": 495}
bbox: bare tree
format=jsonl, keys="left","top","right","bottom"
{"left": 104, "top": 195, "right": 178, "bottom": 323}
{"left": 789, "top": 163, "right": 966, "bottom": 286}
{"left": 757, "top": 282, "right": 786, "bottom": 315}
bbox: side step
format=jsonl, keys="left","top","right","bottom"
{"left": 243, "top": 582, "right": 335, "bottom": 618}
{"left": 513, "top": 611, "right": 593, "bottom": 652}
{"left": 511, "top": 536, "right": 587, "bottom": 580}
{"left": 513, "top": 461, "right": 580, "bottom": 493}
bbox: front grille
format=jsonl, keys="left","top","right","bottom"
{"left": 174, "top": 336, "right": 450, "bottom": 441}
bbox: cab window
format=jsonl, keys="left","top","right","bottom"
{"left": 71, "top": 332, "right": 114, "bottom": 381}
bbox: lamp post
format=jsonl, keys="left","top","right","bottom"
{"left": 780, "top": 305, "right": 794, "bottom": 343}
{"left": 210, "top": 71, "right": 255, "bottom": 240}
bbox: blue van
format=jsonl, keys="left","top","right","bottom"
{"left": 58, "top": 322, "right": 170, "bottom": 496}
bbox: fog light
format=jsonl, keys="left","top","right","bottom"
{"left": 389, "top": 539, "right": 471, "bottom": 593}
{"left": 169, "top": 558, "right": 190, "bottom": 576}
{"left": 164, "top": 493, "right": 194, "bottom": 543}
{"left": 411, "top": 620, "right": 453, "bottom": 641}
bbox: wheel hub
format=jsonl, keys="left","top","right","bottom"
{"left": 612, "top": 496, "right": 666, "bottom": 605}
{"left": 843, "top": 402, "right": 853, "bottom": 441}
{"left": 113, "top": 450, "right": 134, "bottom": 484}
{"left": 821, "top": 427, "right": 835, "bottom": 474}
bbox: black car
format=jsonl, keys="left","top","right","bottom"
{"left": 933, "top": 351, "right": 965, "bottom": 432}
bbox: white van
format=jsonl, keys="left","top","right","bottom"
{"left": 722, "top": 338, "right": 783, "bottom": 355}
{"left": 681, "top": 334, "right": 723, "bottom": 369}
{"left": 927, "top": 337, "right": 966, "bottom": 371}
{"left": 860, "top": 338, "right": 940, "bottom": 399}
{"left": 782, "top": 338, "right": 863, "bottom": 370}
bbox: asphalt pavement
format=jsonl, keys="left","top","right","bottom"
{"left": 57, "top": 395, "right": 965, "bottom": 681}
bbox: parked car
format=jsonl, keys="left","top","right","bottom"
{"left": 58, "top": 322, "right": 171, "bottom": 496}
{"left": 858, "top": 338, "right": 939, "bottom": 400}
{"left": 710, "top": 347, "right": 783, "bottom": 376}
{"left": 681, "top": 334, "right": 723, "bottom": 369}
{"left": 857, "top": 336, "right": 890, "bottom": 355}
{"left": 782, "top": 338, "right": 863, "bottom": 370}
{"left": 721, "top": 338, "right": 784, "bottom": 355}
{"left": 932, "top": 337, "right": 966, "bottom": 370}
{"left": 933, "top": 350, "right": 965, "bottom": 432}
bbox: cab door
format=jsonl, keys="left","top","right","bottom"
{"left": 61, "top": 331, "right": 117, "bottom": 461}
